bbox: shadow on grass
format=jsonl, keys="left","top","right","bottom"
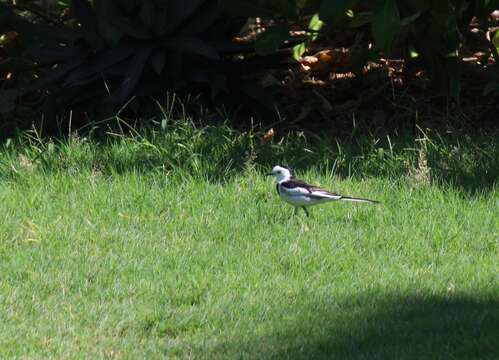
{"left": 216, "top": 294, "right": 499, "bottom": 359}
{"left": 2, "top": 125, "right": 498, "bottom": 195}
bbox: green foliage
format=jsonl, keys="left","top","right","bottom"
{"left": 1, "top": 0, "right": 249, "bottom": 117}
{"left": 293, "top": 13, "right": 323, "bottom": 59}
{"left": 2, "top": 0, "right": 499, "bottom": 121}
{"left": 318, "top": 0, "right": 353, "bottom": 24}
{"left": 255, "top": 25, "right": 290, "bottom": 55}
{"left": 228, "top": 0, "right": 499, "bottom": 100}
{"left": 493, "top": 29, "right": 499, "bottom": 53}
{"left": 372, "top": 0, "right": 400, "bottom": 53}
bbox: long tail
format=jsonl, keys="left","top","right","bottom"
{"left": 340, "top": 196, "right": 380, "bottom": 204}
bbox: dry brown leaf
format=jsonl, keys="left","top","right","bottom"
{"left": 300, "top": 50, "right": 352, "bottom": 74}
{"left": 260, "top": 128, "right": 275, "bottom": 144}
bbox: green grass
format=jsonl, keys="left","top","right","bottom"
{"left": 0, "top": 122, "right": 498, "bottom": 359}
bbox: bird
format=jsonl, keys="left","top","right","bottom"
{"left": 267, "top": 165, "right": 379, "bottom": 216}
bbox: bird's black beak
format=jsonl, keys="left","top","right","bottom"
{"left": 266, "top": 172, "right": 273, "bottom": 176}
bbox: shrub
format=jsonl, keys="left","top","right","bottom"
{"left": 1, "top": 0, "right": 498, "bottom": 124}
{"left": 227, "top": 0, "right": 499, "bottom": 100}
{"left": 0, "top": 0, "right": 248, "bottom": 118}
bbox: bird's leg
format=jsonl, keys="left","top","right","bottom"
{"left": 302, "top": 206, "right": 309, "bottom": 217}
{"left": 294, "top": 207, "right": 299, "bottom": 215}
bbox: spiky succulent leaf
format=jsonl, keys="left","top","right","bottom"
{"left": 7, "top": 0, "right": 249, "bottom": 117}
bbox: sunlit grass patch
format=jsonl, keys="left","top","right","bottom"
{"left": 0, "top": 123, "right": 497, "bottom": 358}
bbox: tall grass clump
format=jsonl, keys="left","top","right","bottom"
{"left": 2, "top": 116, "right": 498, "bottom": 193}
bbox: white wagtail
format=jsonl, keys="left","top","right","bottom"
{"left": 267, "top": 165, "right": 379, "bottom": 216}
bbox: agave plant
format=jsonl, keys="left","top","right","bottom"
{"left": 1, "top": 0, "right": 248, "bottom": 117}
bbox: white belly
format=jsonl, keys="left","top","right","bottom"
{"left": 279, "top": 192, "right": 332, "bottom": 207}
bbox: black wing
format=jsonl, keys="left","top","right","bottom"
{"left": 281, "top": 179, "right": 314, "bottom": 193}
{"left": 282, "top": 179, "right": 341, "bottom": 197}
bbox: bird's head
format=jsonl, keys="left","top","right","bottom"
{"left": 267, "top": 165, "right": 293, "bottom": 182}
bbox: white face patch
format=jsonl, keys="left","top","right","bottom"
{"left": 271, "top": 165, "right": 292, "bottom": 182}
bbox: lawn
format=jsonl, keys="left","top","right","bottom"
{"left": 0, "top": 123, "right": 498, "bottom": 359}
